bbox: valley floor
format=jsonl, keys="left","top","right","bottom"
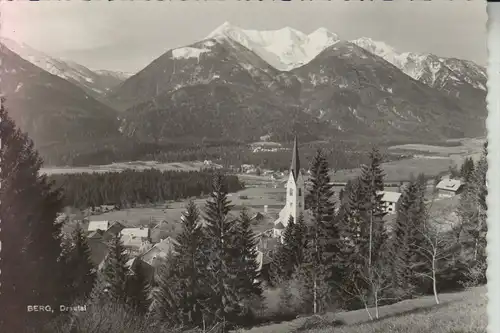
{"left": 240, "top": 286, "right": 487, "bottom": 333}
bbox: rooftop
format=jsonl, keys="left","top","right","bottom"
{"left": 436, "top": 179, "right": 462, "bottom": 191}
{"left": 378, "top": 191, "right": 402, "bottom": 203}
{"left": 87, "top": 221, "right": 109, "bottom": 232}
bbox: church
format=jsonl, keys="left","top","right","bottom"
{"left": 273, "top": 136, "right": 306, "bottom": 242}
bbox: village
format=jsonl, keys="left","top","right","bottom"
{"left": 73, "top": 138, "right": 467, "bottom": 285}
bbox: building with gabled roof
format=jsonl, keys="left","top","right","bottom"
{"left": 436, "top": 179, "right": 463, "bottom": 198}
{"left": 142, "top": 236, "right": 179, "bottom": 266}
{"left": 87, "top": 221, "right": 110, "bottom": 232}
{"left": 378, "top": 191, "right": 402, "bottom": 214}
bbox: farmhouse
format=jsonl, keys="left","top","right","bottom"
{"left": 379, "top": 191, "right": 402, "bottom": 214}
{"left": 87, "top": 221, "right": 110, "bottom": 232}
{"left": 436, "top": 179, "right": 463, "bottom": 198}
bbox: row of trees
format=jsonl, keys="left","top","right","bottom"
{"left": 270, "top": 146, "right": 488, "bottom": 319}
{"left": 49, "top": 176, "right": 263, "bottom": 332}
{"left": 49, "top": 169, "right": 244, "bottom": 209}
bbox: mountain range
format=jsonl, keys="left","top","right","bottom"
{"left": 0, "top": 23, "right": 488, "bottom": 164}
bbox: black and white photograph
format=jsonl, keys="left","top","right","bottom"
{"left": 0, "top": 1, "right": 490, "bottom": 332}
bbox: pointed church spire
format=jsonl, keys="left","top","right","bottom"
{"left": 290, "top": 136, "right": 300, "bottom": 182}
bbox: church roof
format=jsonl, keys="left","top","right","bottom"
{"left": 290, "top": 136, "right": 301, "bottom": 182}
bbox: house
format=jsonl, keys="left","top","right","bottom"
{"left": 121, "top": 234, "right": 152, "bottom": 255}
{"left": 436, "top": 179, "right": 463, "bottom": 198}
{"left": 120, "top": 227, "right": 150, "bottom": 241}
{"left": 378, "top": 191, "right": 402, "bottom": 214}
{"left": 126, "top": 257, "right": 155, "bottom": 281}
{"left": 102, "top": 221, "right": 125, "bottom": 242}
{"left": 87, "top": 221, "right": 110, "bottom": 232}
{"left": 142, "top": 236, "right": 179, "bottom": 267}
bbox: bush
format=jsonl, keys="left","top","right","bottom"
{"left": 41, "top": 303, "right": 161, "bottom": 333}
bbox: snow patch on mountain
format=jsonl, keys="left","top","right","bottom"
{"left": 172, "top": 47, "right": 211, "bottom": 60}
{"left": 206, "top": 22, "right": 339, "bottom": 71}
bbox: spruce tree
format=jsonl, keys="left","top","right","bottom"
{"left": 233, "top": 209, "right": 263, "bottom": 321}
{"left": 0, "top": 100, "right": 67, "bottom": 331}
{"left": 336, "top": 178, "right": 366, "bottom": 308}
{"left": 203, "top": 173, "right": 240, "bottom": 327}
{"left": 345, "top": 147, "right": 388, "bottom": 310}
{"left": 390, "top": 181, "right": 427, "bottom": 299}
{"left": 172, "top": 200, "right": 209, "bottom": 327}
{"left": 460, "top": 157, "right": 475, "bottom": 185}
{"left": 460, "top": 143, "right": 487, "bottom": 274}
{"left": 126, "top": 257, "right": 151, "bottom": 315}
{"left": 358, "top": 147, "right": 387, "bottom": 268}
{"left": 149, "top": 255, "right": 184, "bottom": 327}
{"left": 101, "top": 234, "right": 129, "bottom": 304}
{"left": 62, "top": 222, "right": 96, "bottom": 304}
{"left": 271, "top": 216, "right": 296, "bottom": 282}
{"left": 304, "top": 149, "right": 341, "bottom": 313}
{"left": 292, "top": 213, "right": 308, "bottom": 269}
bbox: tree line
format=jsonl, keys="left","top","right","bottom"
{"left": 49, "top": 169, "right": 244, "bottom": 209}
{"left": 269, "top": 146, "right": 488, "bottom": 319}
{"left": 0, "top": 100, "right": 488, "bottom": 332}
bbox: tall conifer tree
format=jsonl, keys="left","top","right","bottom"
{"left": 233, "top": 209, "right": 263, "bottom": 321}
{"left": 62, "top": 222, "right": 96, "bottom": 304}
{"left": 0, "top": 100, "right": 67, "bottom": 331}
{"left": 203, "top": 173, "right": 240, "bottom": 327}
{"left": 101, "top": 234, "right": 129, "bottom": 304}
{"left": 172, "top": 200, "right": 209, "bottom": 327}
{"left": 304, "top": 149, "right": 341, "bottom": 313}
{"left": 391, "top": 181, "right": 427, "bottom": 299}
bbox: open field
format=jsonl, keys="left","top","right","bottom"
{"left": 332, "top": 137, "right": 484, "bottom": 182}
{"left": 87, "top": 186, "right": 288, "bottom": 238}
{"left": 331, "top": 156, "right": 456, "bottom": 182}
{"left": 40, "top": 160, "right": 219, "bottom": 176}
{"left": 239, "top": 286, "right": 486, "bottom": 333}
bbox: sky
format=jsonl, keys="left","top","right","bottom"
{"left": 0, "top": 1, "right": 489, "bottom": 73}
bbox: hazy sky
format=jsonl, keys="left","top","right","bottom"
{"left": 0, "top": 1, "right": 488, "bottom": 73}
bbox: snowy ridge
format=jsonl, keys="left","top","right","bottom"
{"left": 350, "top": 37, "right": 487, "bottom": 91}
{"left": 206, "top": 22, "right": 339, "bottom": 71}
{"left": 0, "top": 37, "right": 131, "bottom": 95}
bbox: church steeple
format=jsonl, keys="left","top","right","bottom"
{"left": 290, "top": 136, "right": 300, "bottom": 182}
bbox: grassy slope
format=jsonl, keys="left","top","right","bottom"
{"left": 240, "top": 287, "right": 486, "bottom": 333}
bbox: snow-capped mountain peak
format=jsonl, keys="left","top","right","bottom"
{"left": 0, "top": 37, "right": 132, "bottom": 96}
{"left": 351, "top": 37, "right": 401, "bottom": 65}
{"left": 205, "top": 22, "right": 339, "bottom": 71}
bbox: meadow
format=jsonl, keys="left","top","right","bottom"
{"left": 239, "top": 286, "right": 486, "bottom": 333}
